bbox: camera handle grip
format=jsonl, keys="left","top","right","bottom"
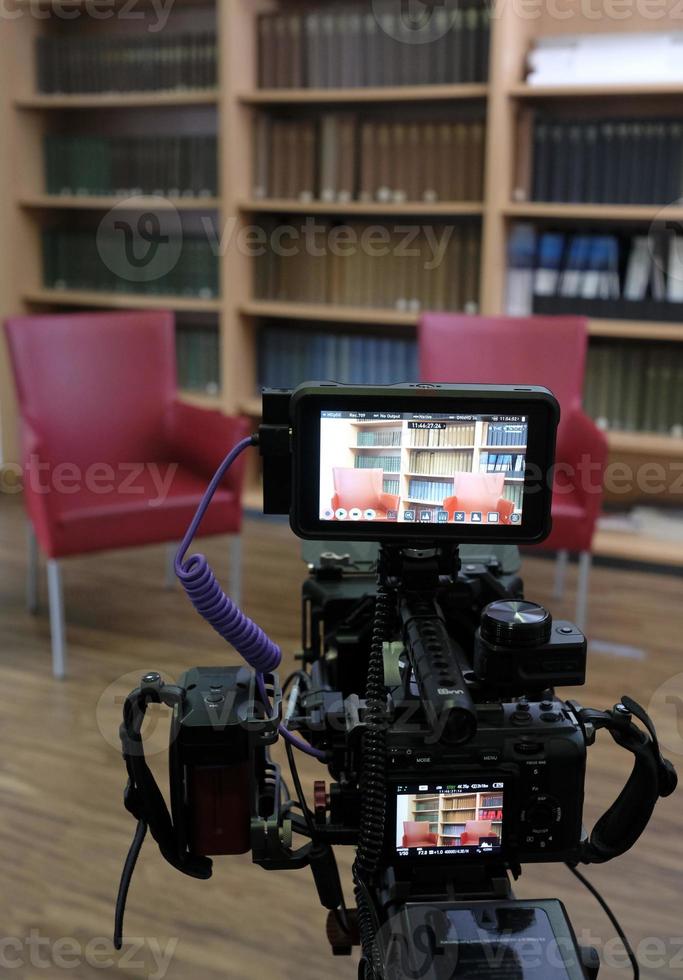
{"left": 115, "top": 675, "right": 213, "bottom": 950}
{"left": 574, "top": 697, "right": 677, "bottom": 865}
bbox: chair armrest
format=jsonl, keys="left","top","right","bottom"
{"left": 498, "top": 498, "right": 515, "bottom": 524}
{"left": 18, "top": 415, "right": 59, "bottom": 553}
{"left": 379, "top": 492, "right": 400, "bottom": 512}
{"left": 164, "top": 401, "right": 252, "bottom": 491}
{"left": 331, "top": 493, "right": 340, "bottom": 511}
{"left": 556, "top": 408, "right": 609, "bottom": 517}
{"left": 443, "top": 495, "right": 458, "bottom": 516}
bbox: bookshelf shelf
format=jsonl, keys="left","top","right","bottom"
{"left": 15, "top": 91, "right": 220, "bottom": 110}
{"left": 179, "top": 390, "right": 222, "bottom": 410}
{"left": 503, "top": 203, "right": 683, "bottom": 223}
{"left": 607, "top": 431, "right": 683, "bottom": 458}
{"left": 240, "top": 300, "right": 419, "bottom": 327}
{"left": 19, "top": 195, "right": 222, "bottom": 211}
{"left": 510, "top": 83, "right": 683, "bottom": 100}
{"left": 240, "top": 200, "right": 484, "bottom": 217}
{"left": 23, "top": 289, "right": 222, "bottom": 313}
{"left": 239, "top": 84, "right": 489, "bottom": 105}
{"left": 588, "top": 320, "right": 683, "bottom": 343}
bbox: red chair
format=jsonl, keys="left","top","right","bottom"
{"left": 460, "top": 820, "right": 499, "bottom": 846}
{"left": 419, "top": 315, "right": 608, "bottom": 627}
{"left": 4, "top": 311, "right": 250, "bottom": 678}
{"left": 442, "top": 473, "right": 515, "bottom": 525}
{"left": 331, "top": 467, "right": 400, "bottom": 519}
{"left": 402, "top": 821, "right": 438, "bottom": 848}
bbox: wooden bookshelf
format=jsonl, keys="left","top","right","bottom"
{"left": 15, "top": 91, "right": 220, "bottom": 110}
{"left": 19, "top": 196, "right": 222, "bottom": 211}
{"left": 240, "top": 200, "right": 484, "bottom": 217}
{"left": 1, "top": 1, "right": 682, "bottom": 564}
{"left": 503, "top": 203, "right": 683, "bottom": 222}
{"left": 240, "top": 84, "right": 489, "bottom": 105}
{"left": 239, "top": 300, "right": 420, "bottom": 327}
{"left": 510, "top": 82, "right": 683, "bottom": 100}
{"left": 23, "top": 289, "right": 222, "bottom": 313}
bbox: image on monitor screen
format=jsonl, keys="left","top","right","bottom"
{"left": 318, "top": 411, "right": 528, "bottom": 527}
{"left": 395, "top": 781, "right": 505, "bottom": 858}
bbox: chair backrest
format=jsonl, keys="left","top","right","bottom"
{"left": 402, "top": 821, "right": 434, "bottom": 844}
{"left": 333, "top": 467, "right": 383, "bottom": 510}
{"left": 463, "top": 820, "right": 494, "bottom": 840}
{"left": 419, "top": 314, "right": 587, "bottom": 442}
{"left": 4, "top": 311, "right": 176, "bottom": 466}
{"left": 452, "top": 472, "right": 505, "bottom": 511}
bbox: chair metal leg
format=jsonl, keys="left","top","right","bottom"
{"left": 553, "top": 549, "right": 569, "bottom": 600}
{"left": 26, "top": 523, "right": 39, "bottom": 614}
{"left": 576, "top": 551, "right": 592, "bottom": 631}
{"left": 229, "top": 534, "right": 242, "bottom": 607}
{"left": 46, "top": 559, "right": 67, "bottom": 679}
{"left": 165, "top": 543, "right": 178, "bottom": 589}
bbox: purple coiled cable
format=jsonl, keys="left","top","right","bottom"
{"left": 175, "top": 435, "right": 326, "bottom": 760}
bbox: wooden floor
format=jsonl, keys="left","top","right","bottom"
{"left": 0, "top": 493, "right": 681, "bottom": 980}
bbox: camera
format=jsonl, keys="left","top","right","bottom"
{"left": 116, "top": 383, "right": 677, "bottom": 979}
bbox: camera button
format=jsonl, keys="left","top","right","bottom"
{"left": 515, "top": 741, "right": 543, "bottom": 755}
{"left": 540, "top": 711, "right": 561, "bottom": 723}
{"left": 479, "top": 749, "right": 502, "bottom": 764}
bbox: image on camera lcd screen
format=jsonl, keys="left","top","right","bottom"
{"left": 318, "top": 411, "right": 528, "bottom": 526}
{"left": 395, "top": 780, "right": 505, "bottom": 858}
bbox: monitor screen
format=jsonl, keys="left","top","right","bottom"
{"left": 319, "top": 410, "right": 528, "bottom": 528}
{"left": 395, "top": 780, "right": 505, "bottom": 859}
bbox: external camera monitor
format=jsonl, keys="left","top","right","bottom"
{"left": 288, "top": 383, "right": 559, "bottom": 543}
{"left": 393, "top": 779, "right": 506, "bottom": 860}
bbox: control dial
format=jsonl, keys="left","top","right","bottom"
{"left": 523, "top": 794, "right": 562, "bottom": 836}
{"left": 481, "top": 600, "right": 552, "bottom": 648}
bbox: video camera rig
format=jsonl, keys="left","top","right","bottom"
{"left": 115, "top": 384, "right": 677, "bottom": 980}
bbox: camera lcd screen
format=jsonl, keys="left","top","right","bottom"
{"left": 395, "top": 780, "right": 505, "bottom": 859}
{"left": 318, "top": 410, "right": 529, "bottom": 528}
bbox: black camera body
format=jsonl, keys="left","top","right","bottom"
{"left": 116, "top": 383, "right": 677, "bottom": 979}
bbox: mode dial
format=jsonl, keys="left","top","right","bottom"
{"left": 481, "top": 600, "right": 552, "bottom": 648}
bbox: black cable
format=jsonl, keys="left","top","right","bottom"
{"left": 566, "top": 863, "right": 639, "bottom": 980}
{"left": 114, "top": 819, "right": 147, "bottom": 950}
{"left": 285, "top": 738, "right": 318, "bottom": 840}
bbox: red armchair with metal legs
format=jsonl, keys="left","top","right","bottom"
{"left": 460, "top": 820, "right": 499, "bottom": 846}
{"left": 442, "top": 473, "right": 515, "bottom": 525}
{"left": 331, "top": 467, "right": 400, "bottom": 519}
{"left": 402, "top": 822, "right": 439, "bottom": 848}
{"left": 419, "top": 315, "right": 608, "bottom": 628}
{"left": 4, "top": 311, "right": 250, "bottom": 678}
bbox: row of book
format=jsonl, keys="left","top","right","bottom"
{"left": 383, "top": 478, "right": 400, "bottom": 495}
{"left": 355, "top": 455, "right": 401, "bottom": 473}
{"left": 257, "top": 327, "right": 417, "bottom": 389}
{"left": 254, "top": 115, "right": 485, "bottom": 203}
{"left": 255, "top": 220, "right": 481, "bottom": 312}
{"left": 42, "top": 229, "right": 219, "bottom": 298}
{"left": 485, "top": 423, "right": 527, "bottom": 447}
{"left": 410, "top": 423, "right": 476, "bottom": 447}
{"left": 258, "top": 2, "right": 490, "bottom": 89}
{"left": 507, "top": 226, "right": 683, "bottom": 320}
{"left": 584, "top": 342, "right": 683, "bottom": 437}
{"left": 528, "top": 32, "right": 683, "bottom": 87}
{"left": 408, "top": 479, "right": 456, "bottom": 504}
{"left": 531, "top": 116, "right": 683, "bottom": 206}
{"left": 45, "top": 136, "right": 218, "bottom": 198}
{"left": 504, "top": 484, "right": 524, "bottom": 511}
{"left": 410, "top": 450, "right": 474, "bottom": 475}
{"left": 356, "top": 429, "right": 401, "bottom": 446}
{"left": 480, "top": 453, "right": 525, "bottom": 475}
{"left": 176, "top": 323, "right": 220, "bottom": 395}
{"left": 36, "top": 32, "right": 217, "bottom": 94}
